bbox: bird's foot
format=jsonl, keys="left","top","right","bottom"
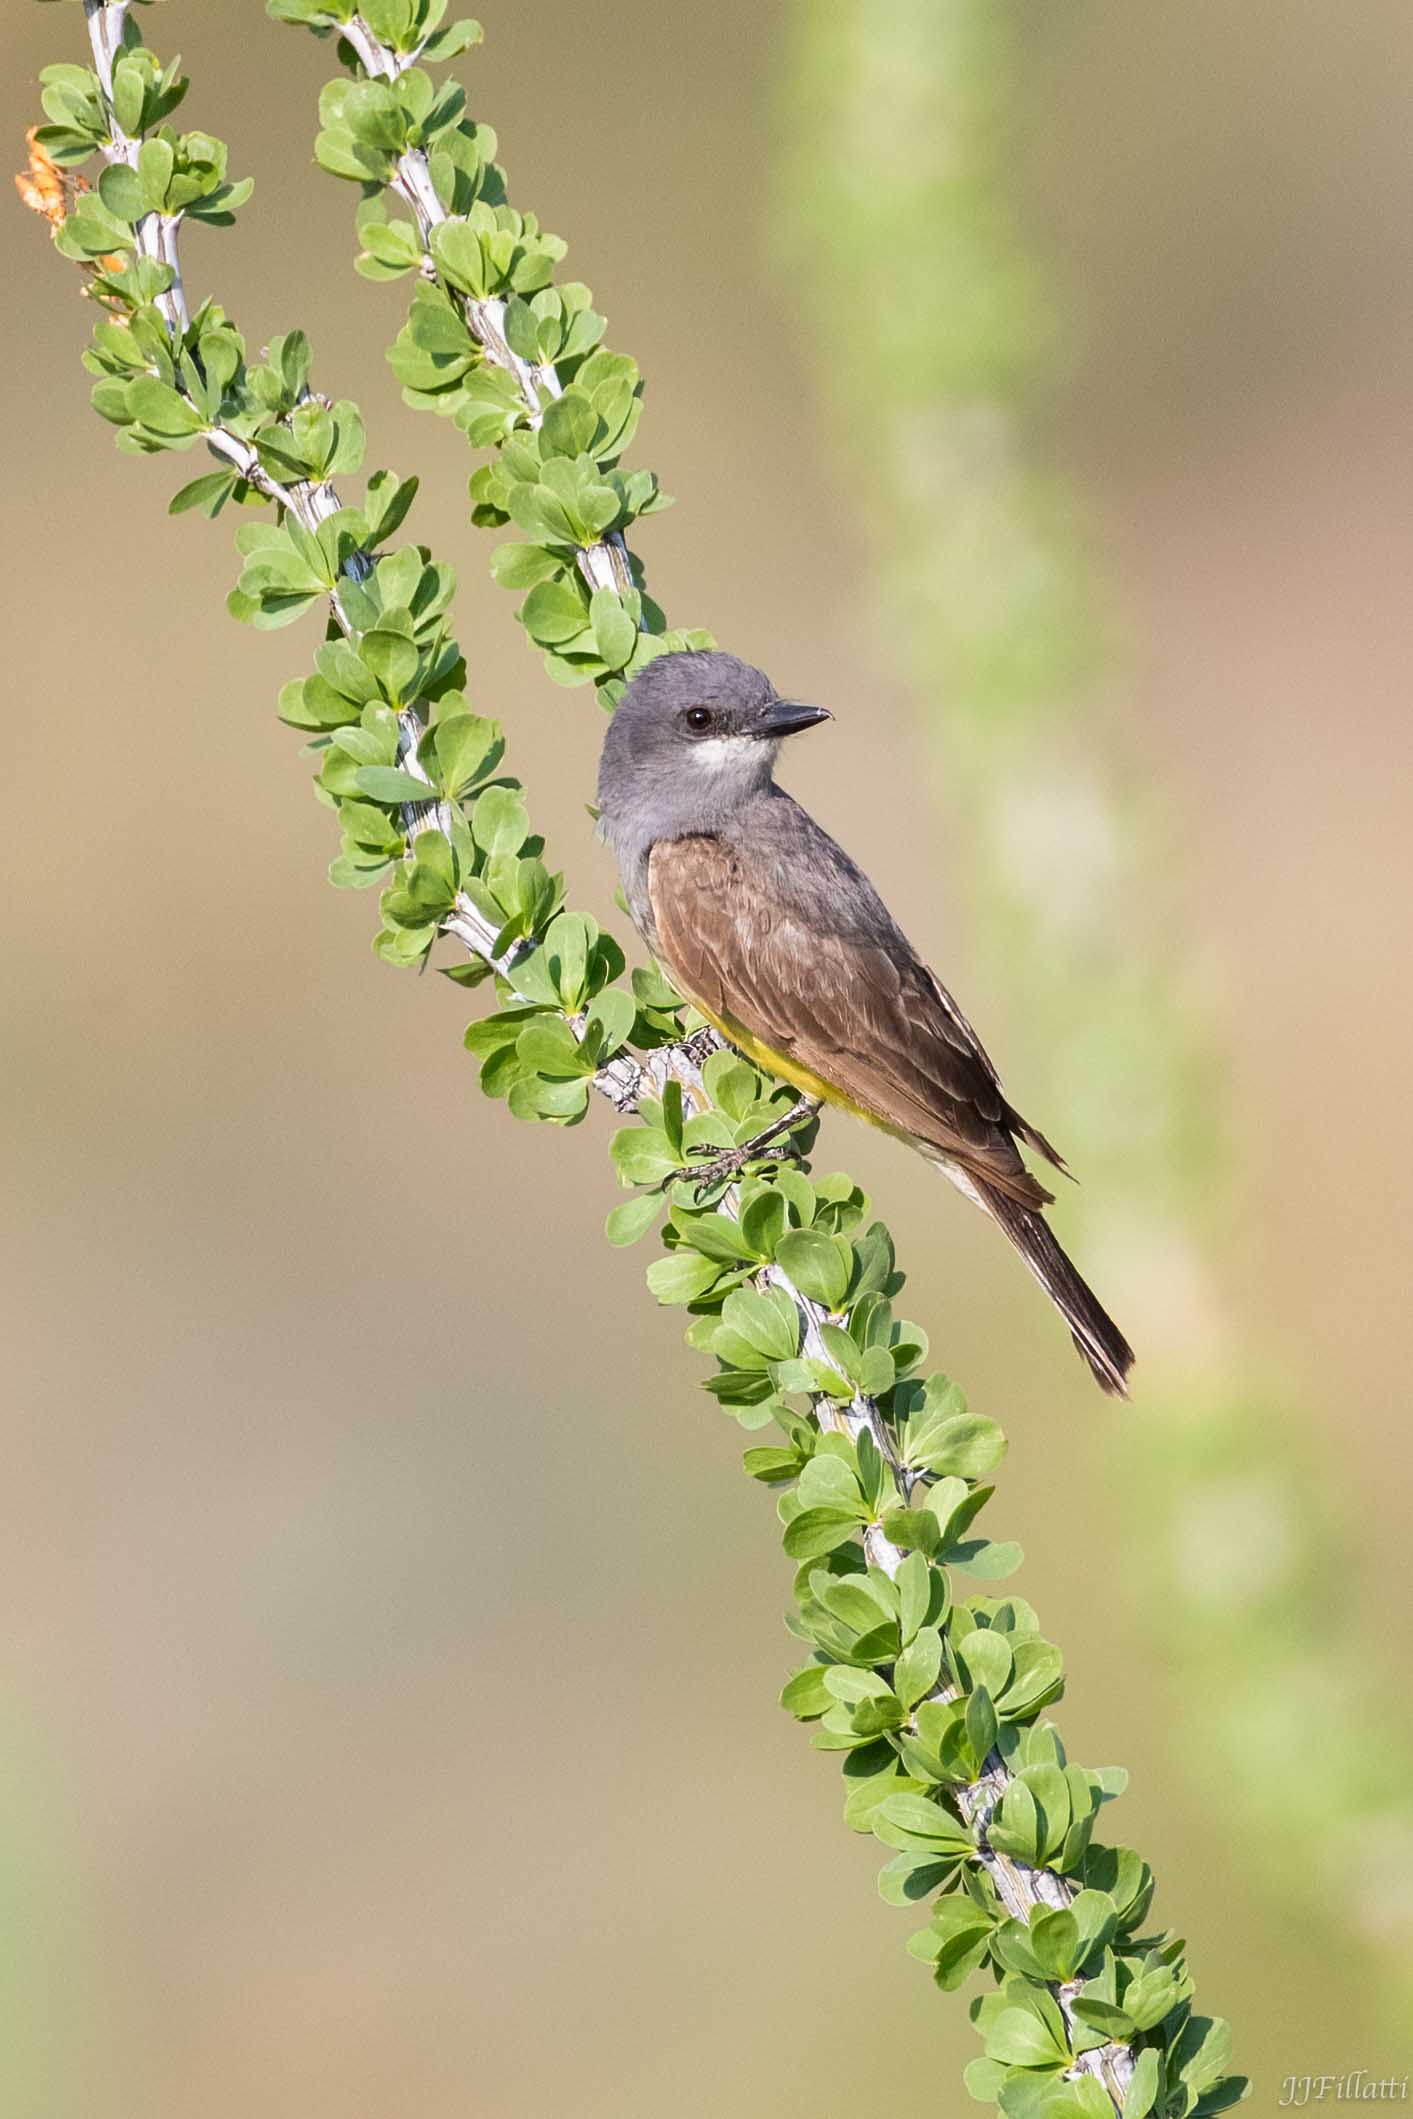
{"left": 675, "top": 1096, "right": 821, "bottom": 1198}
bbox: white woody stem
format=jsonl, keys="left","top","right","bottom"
{"left": 83, "top": 0, "right": 188, "bottom": 338}
{"left": 333, "top": 29, "right": 635, "bottom": 601}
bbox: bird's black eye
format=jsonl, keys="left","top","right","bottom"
{"left": 685, "top": 707, "right": 713, "bottom": 733}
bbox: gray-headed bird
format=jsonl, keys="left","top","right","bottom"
{"left": 597, "top": 649, "right": 1134, "bottom": 1397}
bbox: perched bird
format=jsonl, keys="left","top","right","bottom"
{"left": 597, "top": 649, "right": 1135, "bottom": 1397}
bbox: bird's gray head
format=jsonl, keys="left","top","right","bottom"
{"left": 597, "top": 650, "right": 830, "bottom": 851}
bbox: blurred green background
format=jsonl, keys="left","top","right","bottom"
{"left": 3, "top": 3, "right": 1412, "bottom": 2114}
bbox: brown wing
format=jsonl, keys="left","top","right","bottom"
{"left": 648, "top": 831, "right": 1056, "bottom": 1208}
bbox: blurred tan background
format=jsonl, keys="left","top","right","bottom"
{"left": 3, "top": 2, "right": 1412, "bottom": 2114}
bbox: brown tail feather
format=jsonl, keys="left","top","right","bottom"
{"left": 977, "top": 1182, "right": 1135, "bottom": 1398}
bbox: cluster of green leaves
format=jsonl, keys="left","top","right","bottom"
{"left": 271, "top": 0, "right": 712, "bottom": 707}
{"left": 39, "top": 41, "right": 250, "bottom": 282}
{"left": 38, "top": 8, "right": 1244, "bottom": 2113}
{"left": 37, "top": 40, "right": 185, "bottom": 168}
{"left": 267, "top": 0, "right": 481, "bottom": 64}
{"left": 597, "top": 1050, "right": 1240, "bottom": 2116}
{"left": 315, "top": 68, "right": 476, "bottom": 188}
{"left": 86, "top": 304, "right": 363, "bottom": 475}
{"left": 44, "top": 16, "right": 624, "bottom": 1040}
{"left": 271, "top": 15, "right": 1246, "bottom": 2110}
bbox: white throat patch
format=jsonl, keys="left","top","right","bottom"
{"left": 693, "top": 734, "right": 755, "bottom": 771}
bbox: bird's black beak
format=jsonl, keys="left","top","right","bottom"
{"left": 759, "top": 699, "right": 832, "bottom": 739}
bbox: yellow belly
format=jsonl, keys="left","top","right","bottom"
{"left": 689, "top": 996, "right": 886, "bottom": 1130}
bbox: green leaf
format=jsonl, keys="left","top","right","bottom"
{"left": 719, "top": 1286, "right": 799, "bottom": 1363}
{"left": 895, "top": 1550, "right": 937, "bottom": 1644}
{"left": 168, "top": 471, "right": 237, "bottom": 518}
{"left": 1029, "top": 1908, "right": 1081, "bottom": 1982}
{"left": 779, "top": 1665, "right": 833, "bottom": 1720}
{"left": 1173, "top": 2017, "right": 1235, "bottom": 2095}
{"left": 988, "top": 1778, "right": 1041, "bottom": 1866}
{"left": 430, "top": 711, "right": 499, "bottom": 795}
{"left": 985, "top": 2006, "right": 1068, "bottom": 2071}
{"left": 672, "top": 1211, "right": 754, "bottom": 1265}
{"left": 1069, "top": 1998, "right": 1133, "bottom": 2040}
{"left": 872, "top": 1793, "right": 973, "bottom": 1857}
{"left": 431, "top": 215, "right": 491, "bottom": 295}
{"left": 824, "top": 1661, "right": 896, "bottom": 1708}
{"left": 955, "top": 1629, "right": 1013, "bottom": 1701}
{"left": 964, "top": 1684, "right": 998, "bottom": 1766}
{"left": 589, "top": 587, "right": 638, "bottom": 670}
{"left": 359, "top": 627, "right": 420, "bottom": 701}
{"left": 517, "top": 1017, "right": 588, "bottom": 1076}
{"left": 781, "top": 1507, "right": 863, "bottom": 1561}
{"left": 930, "top": 1909, "right": 996, "bottom": 1989}
{"left": 906, "top": 1408, "right": 1008, "bottom": 1479}
{"left": 420, "top": 18, "right": 484, "bottom": 59}
{"left": 127, "top": 377, "right": 205, "bottom": 436}
{"left": 1043, "top": 2080, "right": 1122, "bottom": 2119}
{"left": 879, "top": 1507, "right": 941, "bottom": 1557}
{"left": 1000, "top": 1638, "right": 1064, "bottom": 1720}
{"left": 363, "top": 470, "right": 419, "bottom": 547}
{"left": 604, "top": 1193, "right": 664, "bottom": 1247}
{"left": 97, "top": 162, "right": 147, "bottom": 222}
{"left": 137, "top": 134, "right": 175, "bottom": 210}
{"left": 539, "top": 388, "right": 598, "bottom": 458}
{"left": 950, "top": 1538, "right": 1024, "bottom": 1580}
{"left": 742, "top": 1442, "right": 809, "bottom": 1484}
{"left": 520, "top": 576, "right": 590, "bottom": 645}
{"left": 471, "top": 784, "right": 530, "bottom": 857}
{"left": 645, "top": 1251, "right": 724, "bottom": 1307}
{"left": 610, "top": 1126, "right": 679, "bottom": 1188}
{"left": 354, "top": 766, "right": 437, "bottom": 805}
{"left": 893, "top": 1625, "right": 942, "bottom": 1710}
{"left": 881, "top": 1852, "right": 958, "bottom": 1912}
{"left": 1123, "top": 2049, "right": 1161, "bottom": 2119}
{"left": 965, "top": 2061, "right": 1010, "bottom": 2108}
{"left": 464, "top": 1006, "right": 544, "bottom": 1059}
{"left": 508, "top": 1074, "right": 590, "bottom": 1124}
{"left": 702, "top": 1051, "right": 759, "bottom": 1118}
{"left": 738, "top": 1186, "right": 787, "bottom": 1260}
{"left": 110, "top": 58, "right": 146, "bottom": 140}
{"left": 490, "top": 541, "right": 562, "bottom": 590}
{"left": 774, "top": 1228, "right": 852, "bottom": 1310}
